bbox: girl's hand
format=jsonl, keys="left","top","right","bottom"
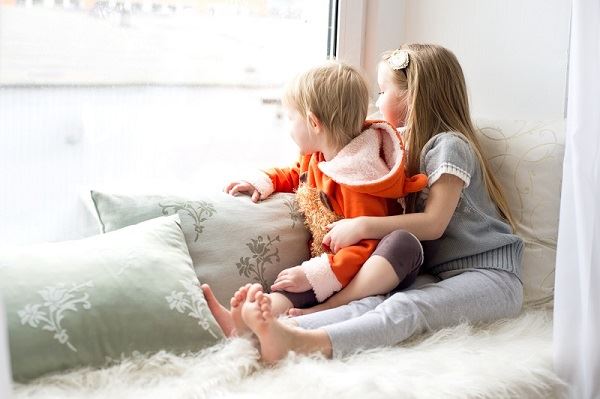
{"left": 322, "top": 217, "right": 368, "bottom": 253}
{"left": 223, "top": 181, "right": 261, "bottom": 202}
{"left": 271, "top": 266, "right": 311, "bottom": 293}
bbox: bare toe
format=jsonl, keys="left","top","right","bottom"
{"left": 230, "top": 284, "right": 253, "bottom": 337}
{"left": 246, "top": 283, "right": 264, "bottom": 303}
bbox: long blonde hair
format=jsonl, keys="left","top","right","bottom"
{"left": 381, "top": 44, "right": 516, "bottom": 231}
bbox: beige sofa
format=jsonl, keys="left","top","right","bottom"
{"left": 13, "top": 119, "right": 567, "bottom": 399}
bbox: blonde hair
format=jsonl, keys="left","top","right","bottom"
{"left": 283, "top": 61, "right": 369, "bottom": 149}
{"left": 381, "top": 44, "right": 516, "bottom": 231}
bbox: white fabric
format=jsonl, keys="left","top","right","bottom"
{"left": 427, "top": 162, "right": 471, "bottom": 188}
{"left": 242, "top": 171, "right": 275, "bottom": 200}
{"left": 12, "top": 309, "right": 563, "bottom": 399}
{"left": 301, "top": 253, "right": 341, "bottom": 302}
{"left": 553, "top": 1, "right": 600, "bottom": 398}
{"left": 0, "top": 296, "right": 12, "bottom": 398}
{"left": 475, "top": 119, "right": 565, "bottom": 305}
{"left": 318, "top": 122, "right": 404, "bottom": 186}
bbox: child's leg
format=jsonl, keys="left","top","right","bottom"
{"left": 290, "top": 230, "right": 423, "bottom": 316}
{"left": 262, "top": 292, "right": 294, "bottom": 316}
{"left": 290, "top": 255, "right": 399, "bottom": 315}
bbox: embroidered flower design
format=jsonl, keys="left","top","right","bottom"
{"left": 283, "top": 197, "right": 302, "bottom": 228}
{"left": 236, "top": 235, "right": 280, "bottom": 290}
{"left": 165, "top": 291, "right": 190, "bottom": 313}
{"left": 165, "top": 280, "right": 220, "bottom": 339}
{"left": 159, "top": 200, "right": 216, "bottom": 242}
{"left": 18, "top": 304, "right": 45, "bottom": 328}
{"left": 18, "top": 281, "right": 94, "bottom": 352}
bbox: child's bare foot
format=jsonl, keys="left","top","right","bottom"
{"left": 242, "top": 284, "right": 303, "bottom": 364}
{"left": 201, "top": 284, "right": 236, "bottom": 337}
{"left": 202, "top": 283, "right": 254, "bottom": 337}
{"left": 230, "top": 284, "right": 252, "bottom": 336}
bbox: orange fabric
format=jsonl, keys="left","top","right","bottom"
{"left": 263, "top": 120, "right": 427, "bottom": 291}
{"left": 264, "top": 153, "right": 389, "bottom": 289}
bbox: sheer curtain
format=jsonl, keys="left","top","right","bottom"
{"left": 553, "top": 0, "right": 600, "bottom": 397}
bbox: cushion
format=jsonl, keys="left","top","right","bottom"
{"left": 90, "top": 191, "right": 311, "bottom": 306}
{"left": 0, "top": 215, "right": 223, "bottom": 382}
{"left": 475, "top": 119, "right": 565, "bottom": 305}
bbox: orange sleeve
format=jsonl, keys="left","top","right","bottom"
{"left": 263, "top": 155, "right": 311, "bottom": 193}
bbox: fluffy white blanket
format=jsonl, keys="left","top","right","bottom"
{"left": 14, "top": 308, "right": 565, "bottom": 399}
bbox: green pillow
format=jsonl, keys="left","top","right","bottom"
{"left": 90, "top": 191, "right": 311, "bottom": 305}
{"left": 0, "top": 215, "right": 223, "bottom": 382}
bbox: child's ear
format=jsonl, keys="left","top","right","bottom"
{"left": 306, "top": 111, "right": 322, "bottom": 131}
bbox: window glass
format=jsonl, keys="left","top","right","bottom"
{"left": 0, "top": 0, "right": 332, "bottom": 244}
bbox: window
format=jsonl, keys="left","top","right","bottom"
{"left": 0, "top": 0, "right": 335, "bottom": 244}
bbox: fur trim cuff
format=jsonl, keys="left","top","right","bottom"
{"left": 243, "top": 171, "right": 275, "bottom": 199}
{"left": 302, "top": 254, "right": 342, "bottom": 302}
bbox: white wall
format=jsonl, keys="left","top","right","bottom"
{"left": 359, "top": 0, "right": 571, "bottom": 120}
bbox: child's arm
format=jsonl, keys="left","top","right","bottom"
{"left": 233, "top": 155, "right": 311, "bottom": 200}
{"left": 324, "top": 174, "right": 465, "bottom": 252}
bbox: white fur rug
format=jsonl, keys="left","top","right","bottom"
{"left": 14, "top": 308, "right": 565, "bottom": 399}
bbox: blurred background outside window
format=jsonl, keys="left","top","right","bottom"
{"left": 0, "top": 0, "right": 333, "bottom": 245}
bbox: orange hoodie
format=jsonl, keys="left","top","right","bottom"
{"left": 247, "top": 120, "right": 427, "bottom": 302}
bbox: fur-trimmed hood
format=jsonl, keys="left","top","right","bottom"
{"left": 318, "top": 120, "right": 427, "bottom": 198}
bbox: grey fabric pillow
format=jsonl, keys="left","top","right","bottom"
{"left": 0, "top": 215, "right": 223, "bottom": 382}
{"left": 90, "top": 191, "right": 311, "bottom": 305}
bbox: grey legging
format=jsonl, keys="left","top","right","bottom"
{"left": 294, "top": 268, "right": 523, "bottom": 357}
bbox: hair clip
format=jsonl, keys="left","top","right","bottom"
{"left": 387, "top": 49, "right": 409, "bottom": 70}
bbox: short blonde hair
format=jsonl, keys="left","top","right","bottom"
{"left": 283, "top": 61, "right": 369, "bottom": 149}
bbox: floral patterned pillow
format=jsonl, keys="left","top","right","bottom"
{"left": 90, "top": 191, "right": 311, "bottom": 306}
{"left": 0, "top": 215, "right": 223, "bottom": 381}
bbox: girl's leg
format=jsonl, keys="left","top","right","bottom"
{"left": 290, "top": 230, "right": 423, "bottom": 316}
{"left": 293, "top": 295, "right": 386, "bottom": 329}
{"left": 323, "top": 268, "right": 523, "bottom": 357}
{"left": 244, "top": 268, "right": 522, "bottom": 361}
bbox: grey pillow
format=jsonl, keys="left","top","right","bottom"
{"left": 90, "top": 191, "right": 311, "bottom": 305}
{"left": 0, "top": 215, "right": 223, "bottom": 381}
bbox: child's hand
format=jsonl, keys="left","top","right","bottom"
{"left": 323, "top": 217, "right": 366, "bottom": 253}
{"left": 224, "top": 181, "right": 261, "bottom": 203}
{"left": 271, "top": 266, "right": 311, "bottom": 293}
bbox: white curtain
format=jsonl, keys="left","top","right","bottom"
{"left": 553, "top": 0, "right": 600, "bottom": 398}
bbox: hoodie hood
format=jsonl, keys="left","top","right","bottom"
{"left": 318, "top": 120, "right": 427, "bottom": 198}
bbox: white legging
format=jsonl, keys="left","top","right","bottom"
{"left": 294, "top": 268, "right": 523, "bottom": 357}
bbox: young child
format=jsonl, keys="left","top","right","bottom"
{"left": 218, "top": 61, "right": 427, "bottom": 329}
{"left": 217, "top": 44, "right": 524, "bottom": 363}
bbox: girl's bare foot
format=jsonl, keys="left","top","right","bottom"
{"left": 230, "top": 284, "right": 252, "bottom": 336}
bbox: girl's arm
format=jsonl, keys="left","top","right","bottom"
{"left": 323, "top": 174, "right": 464, "bottom": 253}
